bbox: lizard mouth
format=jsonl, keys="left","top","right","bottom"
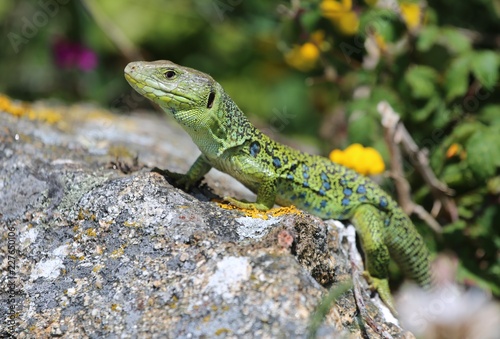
{"left": 124, "top": 71, "right": 195, "bottom": 110}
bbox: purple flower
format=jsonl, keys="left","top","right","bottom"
{"left": 53, "top": 38, "right": 98, "bottom": 72}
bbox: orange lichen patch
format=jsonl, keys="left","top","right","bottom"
{"left": 0, "top": 93, "right": 62, "bottom": 124}
{"left": 217, "top": 202, "right": 302, "bottom": 220}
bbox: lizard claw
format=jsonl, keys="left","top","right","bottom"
{"left": 151, "top": 167, "right": 195, "bottom": 190}
{"left": 362, "top": 271, "right": 398, "bottom": 316}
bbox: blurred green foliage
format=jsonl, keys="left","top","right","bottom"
{"left": 0, "top": 0, "right": 499, "bottom": 294}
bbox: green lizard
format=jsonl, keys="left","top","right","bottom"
{"left": 124, "top": 60, "right": 431, "bottom": 315}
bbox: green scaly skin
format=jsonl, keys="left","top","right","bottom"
{"left": 124, "top": 60, "right": 432, "bottom": 315}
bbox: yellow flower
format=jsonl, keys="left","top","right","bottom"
{"left": 364, "top": 147, "right": 385, "bottom": 175}
{"left": 320, "top": 0, "right": 359, "bottom": 35}
{"left": 400, "top": 2, "right": 422, "bottom": 31}
{"left": 300, "top": 42, "right": 320, "bottom": 62}
{"left": 446, "top": 143, "right": 459, "bottom": 158}
{"left": 329, "top": 144, "right": 385, "bottom": 175}
{"left": 374, "top": 32, "right": 387, "bottom": 51}
{"left": 446, "top": 143, "right": 466, "bottom": 160}
{"left": 336, "top": 11, "right": 359, "bottom": 36}
{"left": 343, "top": 143, "right": 365, "bottom": 171}
{"left": 329, "top": 148, "right": 345, "bottom": 163}
{"left": 285, "top": 42, "right": 320, "bottom": 71}
{"left": 321, "top": 0, "right": 348, "bottom": 20}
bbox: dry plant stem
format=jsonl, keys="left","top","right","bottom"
{"left": 382, "top": 113, "right": 443, "bottom": 234}
{"left": 80, "top": 0, "right": 143, "bottom": 61}
{"left": 378, "top": 101, "right": 458, "bottom": 231}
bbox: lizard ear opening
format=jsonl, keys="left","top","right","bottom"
{"left": 207, "top": 91, "right": 215, "bottom": 109}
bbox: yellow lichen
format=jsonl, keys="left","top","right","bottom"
{"left": 69, "top": 255, "right": 85, "bottom": 261}
{"left": 93, "top": 264, "right": 104, "bottom": 273}
{"left": 110, "top": 246, "right": 125, "bottom": 259}
{"left": 0, "top": 93, "right": 62, "bottom": 124}
{"left": 85, "top": 228, "right": 97, "bottom": 237}
{"left": 217, "top": 202, "right": 302, "bottom": 220}
{"left": 215, "top": 328, "right": 231, "bottom": 336}
{"left": 123, "top": 221, "right": 140, "bottom": 228}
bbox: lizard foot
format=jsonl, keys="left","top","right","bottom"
{"left": 151, "top": 167, "right": 197, "bottom": 190}
{"left": 223, "top": 197, "right": 270, "bottom": 211}
{"left": 362, "top": 271, "right": 398, "bottom": 316}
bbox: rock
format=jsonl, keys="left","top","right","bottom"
{"left": 0, "top": 98, "right": 406, "bottom": 338}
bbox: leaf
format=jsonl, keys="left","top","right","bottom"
{"left": 471, "top": 51, "right": 500, "bottom": 90}
{"left": 444, "top": 54, "right": 471, "bottom": 101}
{"left": 412, "top": 95, "right": 440, "bottom": 121}
{"left": 465, "top": 129, "right": 500, "bottom": 180}
{"left": 347, "top": 110, "right": 378, "bottom": 145}
{"left": 487, "top": 176, "right": 500, "bottom": 195}
{"left": 404, "top": 65, "right": 439, "bottom": 99}
{"left": 441, "top": 163, "right": 475, "bottom": 186}
{"left": 432, "top": 102, "right": 454, "bottom": 129}
{"left": 301, "top": 9, "right": 321, "bottom": 32}
{"left": 479, "top": 105, "right": 500, "bottom": 125}
{"left": 359, "top": 8, "right": 399, "bottom": 39}
{"left": 416, "top": 26, "right": 440, "bottom": 52}
{"left": 440, "top": 28, "right": 472, "bottom": 54}
{"left": 450, "top": 121, "right": 484, "bottom": 142}
{"left": 442, "top": 220, "right": 467, "bottom": 234}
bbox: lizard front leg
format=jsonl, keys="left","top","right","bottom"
{"left": 153, "top": 155, "right": 212, "bottom": 190}
{"left": 351, "top": 204, "right": 397, "bottom": 315}
{"left": 224, "top": 178, "right": 277, "bottom": 211}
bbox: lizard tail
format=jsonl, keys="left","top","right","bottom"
{"left": 385, "top": 209, "right": 432, "bottom": 288}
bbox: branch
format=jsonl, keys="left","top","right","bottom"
{"left": 377, "top": 101, "right": 458, "bottom": 232}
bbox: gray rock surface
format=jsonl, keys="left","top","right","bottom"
{"left": 0, "top": 99, "right": 406, "bottom": 338}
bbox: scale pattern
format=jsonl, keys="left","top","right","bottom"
{"left": 124, "top": 60, "right": 432, "bottom": 314}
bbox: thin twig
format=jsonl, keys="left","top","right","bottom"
{"left": 79, "top": 0, "right": 143, "bottom": 61}
{"left": 377, "top": 101, "right": 457, "bottom": 231}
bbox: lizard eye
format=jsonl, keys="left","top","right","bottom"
{"left": 164, "top": 70, "right": 176, "bottom": 79}
{"left": 207, "top": 91, "right": 215, "bottom": 108}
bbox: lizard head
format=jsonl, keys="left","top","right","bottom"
{"left": 124, "top": 60, "right": 222, "bottom": 127}
{"left": 125, "top": 60, "right": 254, "bottom": 154}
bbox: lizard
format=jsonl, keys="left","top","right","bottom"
{"left": 124, "top": 60, "right": 432, "bottom": 315}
